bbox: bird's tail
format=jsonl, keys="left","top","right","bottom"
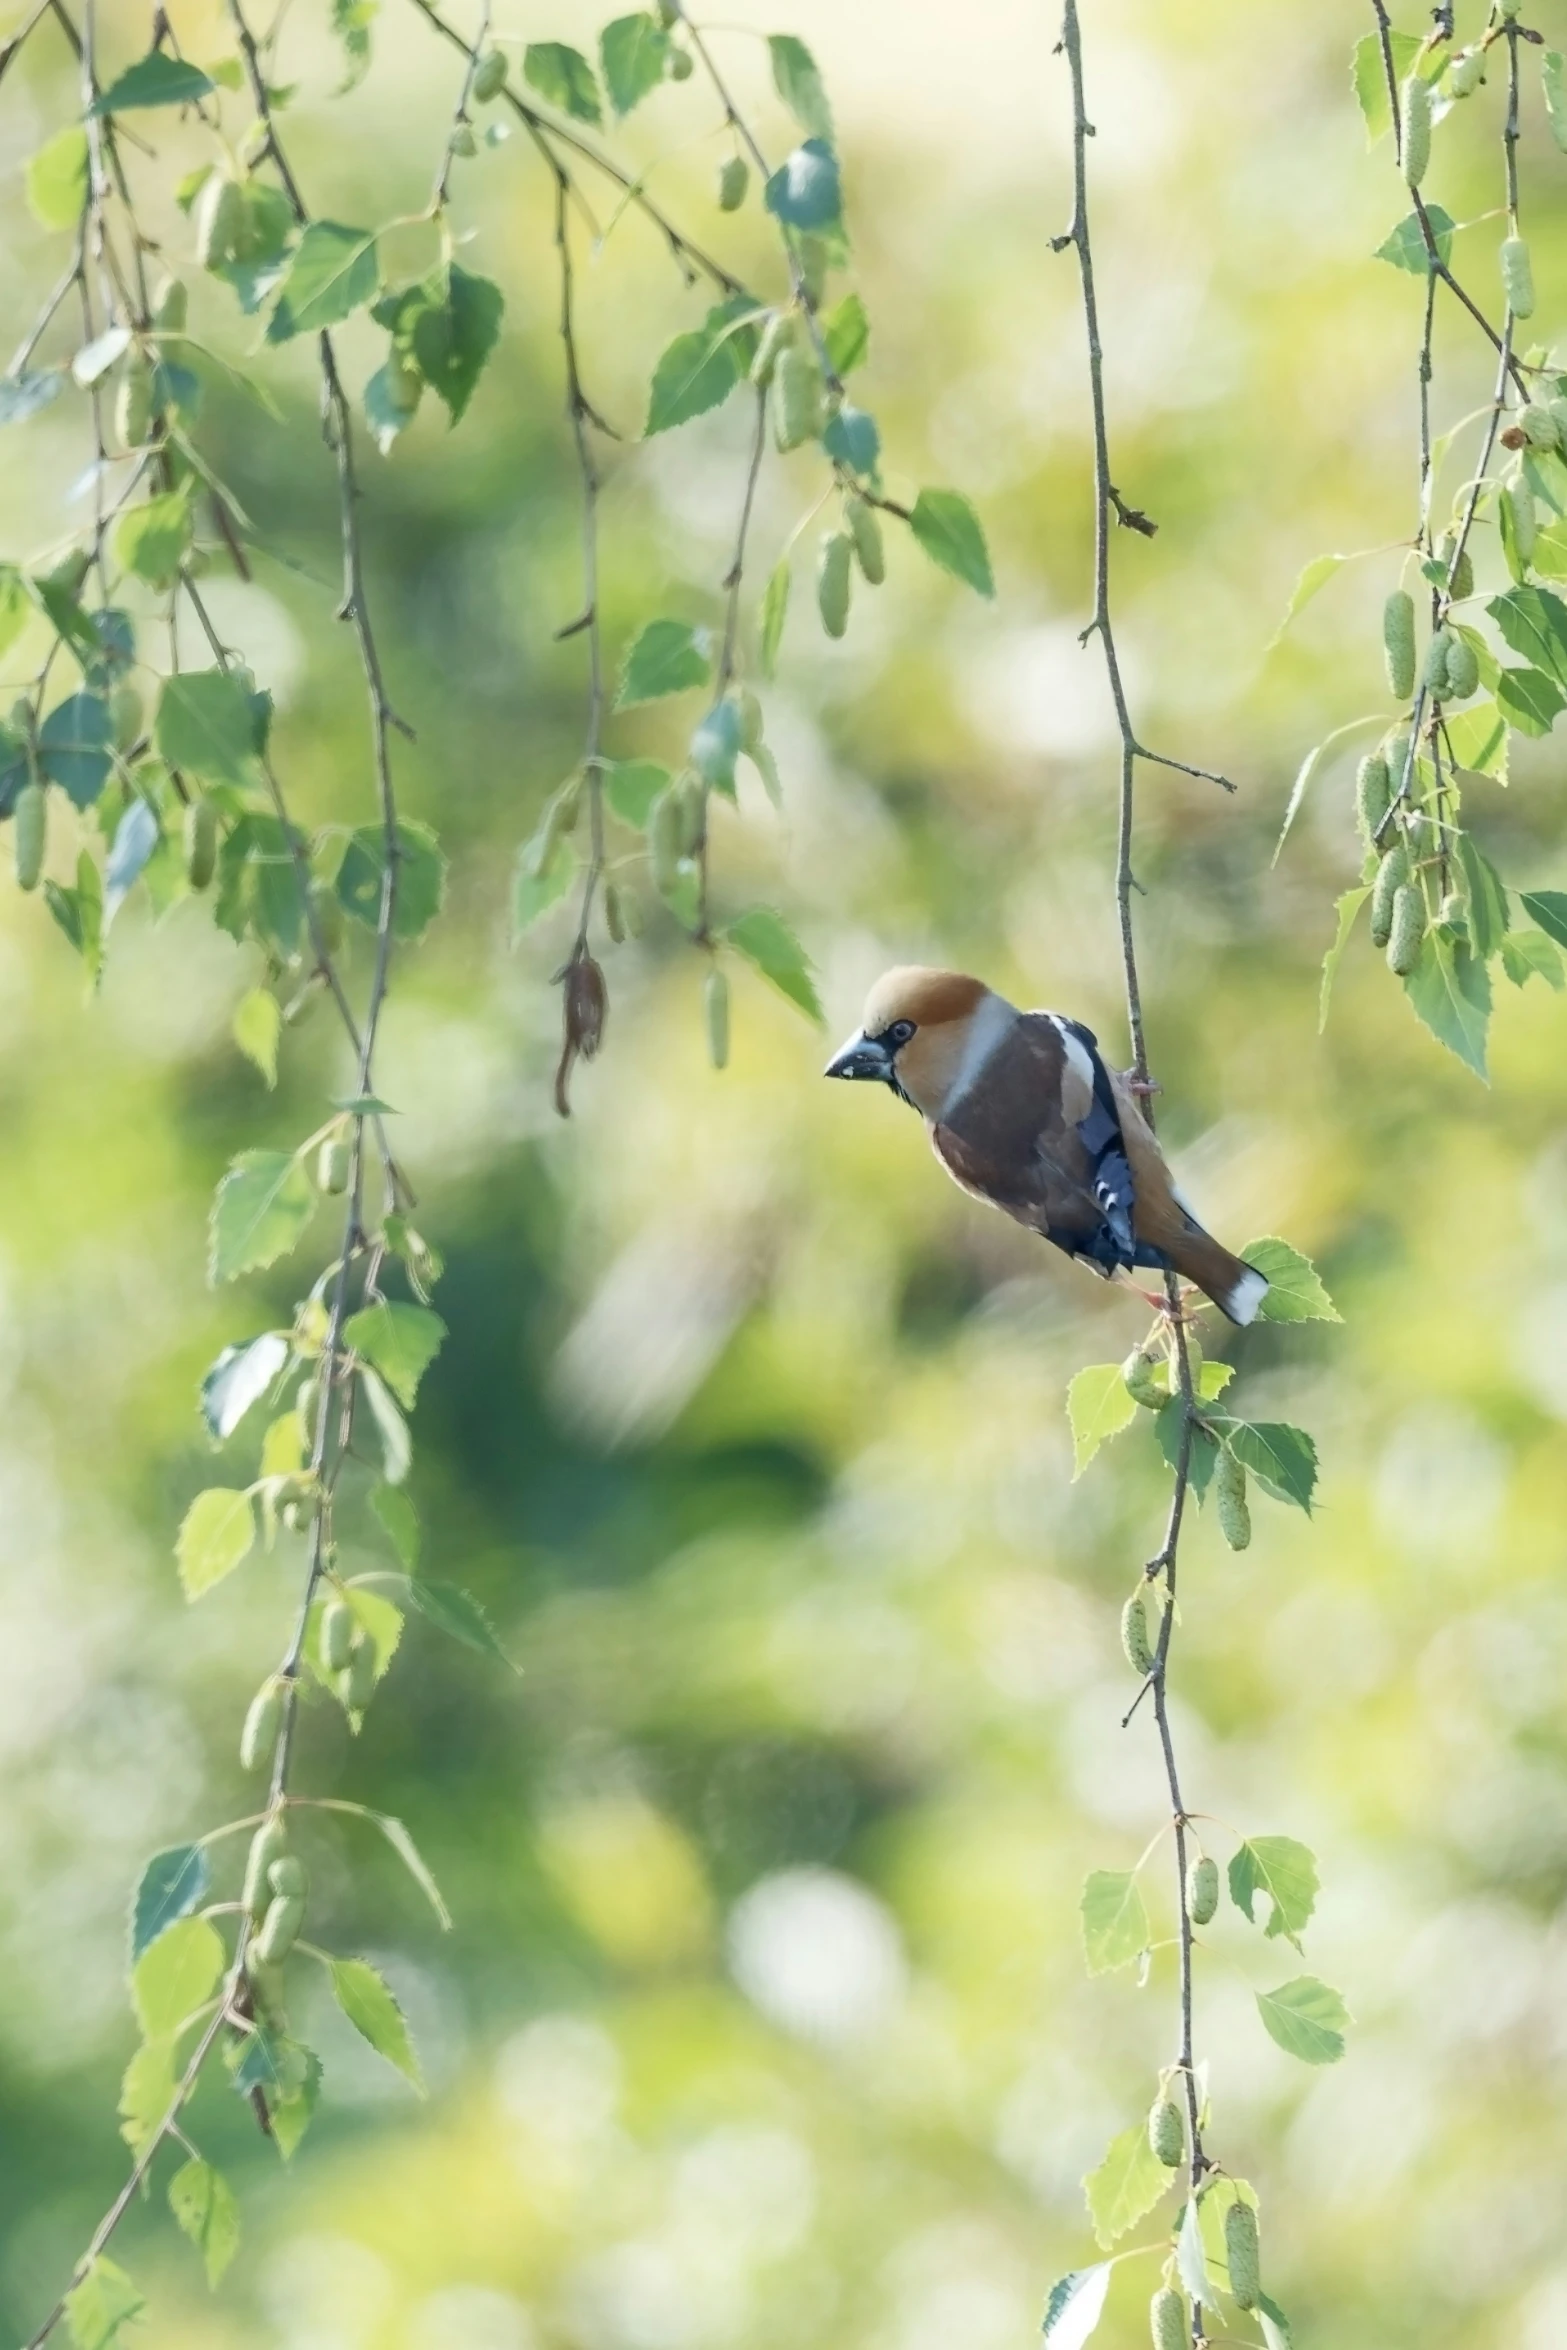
{"left": 1164, "top": 1229, "right": 1269, "bottom": 1326}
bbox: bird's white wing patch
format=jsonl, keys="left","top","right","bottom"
{"left": 1041, "top": 1013, "right": 1097, "bottom": 1127}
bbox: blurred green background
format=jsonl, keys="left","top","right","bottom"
{"left": 4, "top": 2, "right": 1567, "bottom": 2346}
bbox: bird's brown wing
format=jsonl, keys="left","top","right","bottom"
{"left": 932, "top": 1013, "right": 1135, "bottom": 1271}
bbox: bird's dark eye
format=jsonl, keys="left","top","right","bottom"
{"left": 886, "top": 1019, "right": 916, "bottom": 1047}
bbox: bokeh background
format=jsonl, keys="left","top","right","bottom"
{"left": 4, "top": 2, "right": 1567, "bottom": 2346}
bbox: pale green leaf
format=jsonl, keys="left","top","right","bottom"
{"left": 725, "top": 906, "right": 823, "bottom": 1021}
{"left": 329, "top": 1955, "right": 422, "bottom": 2085}
{"left": 233, "top": 987, "right": 281, "bottom": 1086}
{"left": 1066, "top": 1362, "right": 1138, "bottom": 1477}
{"left": 357, "top": 1362, "right": 411, "bottom": 1484}
{"left": 168, "top": 2158, "right": 240, "bottom": 2287}
{"left": 27, "top": 127, "right": 89, "bottom": 232}
{"left": 63, "top": 2258, "right": 144, "bottom": 2350}
{"left": 209, "top": 1149, "right": 315, "bottom": 1283}
{"left": 156, "top": 671, "right": 257, "bottom": 787}
{"left": 114, "top": 492, "right": 191, "bottom": 589}
{"left": 1320, "top": 885, "right": 1370, "bottom": 1030}
{"left": 201, "top": 1331, "right": 289, "bottom": 1439}
{"left": 1402, "top": 930, "right": 1491, "bottom": 1079}
{"left": 133, "top": 1916, "right": 224, "bottom": 2041}
{"left": 1255, "top": 1975, "right": 1350, "bottom": 2064}
{"left": 1080, "top": 1869, "right": 1149, "bottom": 1975}
{"left": 1228, "top": 1836, "right": 1319, "bottom": 1947}
{"left": 268, "top": 222, "right": 380, "bottom": 343}
{"left": 523, "top": 40, "right": 602, "bottom": 123}
{"left": 1217, "top": 1419, "right": 1318, "bottom": 1514}
{"left": 908, "top": 487, "right": 994, "bottom": 596}
{"left": 1351, "top": 28, "right": 1420, "bottom": 143}
{"left": 600, "top": 15, "right": 670, "bottom": 115}
{"left": 372, "top": 1482, "right": 420, "bottom": 1568}
{"left": 343, "top": 1299, "right": 446, "bottom": 1409}
{"left": 759, "top": 560, "right": 790, "bottom": 679}
{"left": 1083, "top": 2122, "right": 1173, "bottom": 2249}
{"left": 1241, "top": 1237, "right": 1341, "bottom": 1324}
{"left": 615, "top": 618, "right": 711, "bottom": 708}
{"left": 769, "top": 33, "right": 833, "bottom": 140}
{"left": 176, "top": 1487, "right": 256, "bottom": 1598}
{"left": 1041, "top": 2266, "right": 1111, "bottom": 2350}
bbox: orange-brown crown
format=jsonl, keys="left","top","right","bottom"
{"left": 861, "top": 966, "right": 989, "bottom": 1037}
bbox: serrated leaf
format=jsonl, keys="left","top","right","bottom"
{"left": 1351, "top": 27, "right": 1420, "bottom": 143}
{"left": 133, "top": 1916, "right": 224, "bottom": 2041}
{"left": 1501, "top": 929, "right": 1564, "bottom": 988}
{"left": 1083, "top": 2122, "right": 1172, "bottom": 2249}
{"left": 909, "top": 487, "right": 994, "bottom": 596}
{"left": 329, "top": 1955, "right": 422, "bottom": 2085}
{"left": 1521, "top": 888, "right": 1567, "bottom": 949}
{"left": 156, "top": 671, "right": 257, "bottom": 787}
{"left": 1066, "top": 1362, "right": 1139, "bottom": 1477}
{"left": 63, "top": 2258, "right": 144, "bottom": 2350}
{"left": 1155, "top": 1397, "right": 1219, "bottom": 1499}
{"left": 91, "top": 52, "right": 213, "bottom": 113}
{"left": 233, "top": 987, "right": 281, "bottom": 1086}
{"left": 615, "top": 618, "right": 711, "bottom": 708}
{"left": 645, "top": 302, "right": 755, "bottom": 435}
{"left": 725, "top": 906, "right": 823, "bottom": 1021}
{"left": 1403, "top": 930, "right": 1491, "bottom": 1078}
{"left": 1079, "top": 1869, "right": 1149, "bottom": 1975}
{"left": 114, "top": 492, "right": 191, "bottom": 589}
{"left": 1442, "top": 696, "right": 1507, "bottom": 781}
{"left": 604, "top": 758, "right": 669, "bottom": 828}
{"left": 1489, "top": 585, "right": 1567, "bottom": 691}
{"left": 759, "top": 561, "right": 790, "bottom": 679}
{"left": 823, "top": 402, "right": 879, "bottom": 475}
{"left": 201, "top": 1332, "right": 289, "bottom": 1441}
{"left": 1373, "top": 203, "right": 1453, "bottom": 274}
{"left": 821, "top": 291, "right": 868, "bottom": 376}
{"left": 372, "top": 1482, "right": 420, "bottom": 1568}
{"left": 209, "top": 1149, "right": 315, "bottom": 1284}
{"left": 1495, "top": 664, "right": 1565, "bottom": 737}
{"left": 1455, "top": 833, "right": 1510, "bottom": 959}
{"left": 119, "top": 2037, "right": 177, "bottom": 2154}
{"left": 1219, "top": 1419, "right": 1318, "bottom": 1513}
{"left": 523, "top": 40, "right": 602, "bottom": 123}
{"left": 335, "top": 819, "right": 445, "bottom": 940}
{"left": 1320, "top": 885, "right": 1370, "bottom": 1031}
{"left": 1255, "top": 1975, "right": 1350, "bottom": 2064}
{"left": 130, "top": 1844, "right": 210, "bottom": 1961}
{"left": 268, "top": 222, "right": 380, "bottom": 343}
{"left": 601, "top": 15, "right": 670, "bottom": 115}
{"left": 410, "top": 265, "right": 503, "bottom": 423}
{"left": 1266, "top": 550, "right": 1359, "bottom": 648}
{"left": 1177, "top": 2196, "right": 1211, "bottom": 2304}
{"left": 1041, "top": 2264, "right": 1111, "bottom": 2350}
{"left": 1242, "top": 1237, "right": 1340, "bottom": 1325}
{"left": 271, "top": 2042, "right": 323, "bottom": 2159}
{"left": 26, "top": 126, "right": 88, "bottom": 232}
{"left": 405, "top": 1575, "right": 513, "bottom": 1665}
{"left": 176, "top": 1487, "right": 256, "bottom": 1598}
{"left": 38, "top": 693, "right": 111, "bottom": 808}
{"left": 344, "top": 1299, "right": 445, "bottom": 1409}
{"left": 227, "top": 2022, "right": 299, "bottom": 2099}
{"left": 168, "top": 2159, "right": 239, "bottom": 2287}
{"left": 769, "top": 33, "right": 833, "bottom": 140}
{"left": 512, "top": 835, "right": 574, "bottom": 932}
{"left": 764, "top": 139, "right": 842, "bottom": 232}
{"left": 357, "top": 1361, "right": 411, "bottom": 1484}
{"left": 1228, "top": 1836, "right": 1319, "bottom": 1947}
{"left": 1259, "top": 2292, "right": 1295, "bottom": 2350}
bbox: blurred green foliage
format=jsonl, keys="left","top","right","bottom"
{"left": 5, "top": 3, "right": 1567, "bottom": 2349}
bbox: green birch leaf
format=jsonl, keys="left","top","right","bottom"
{"left": 1320, "top": 885, "right": 1370, "bottom": 1031}
{"left": 133, "top": 1916, "right": 224, "bottom": 2041}
{"left": 201, "top": 1331, "right": 289, "bottom": 1440}
{"left": 271, "top": 2043, "right": 323, "bottom": 2159}
{"left": 372, "top": 1482, "right": 421, "bottom": 1568}
{"left": 1351, "top": 28, "right": 1420, "bottom": 143}
{"left": 38, "top": 693, "right": 111, "bottom": 807}
{"left": 909, "top": 487, "right": 994, "bottom": 596}
{"left": 1501, "top": 929, "right": 1564, "bottom": 988}
{"left": 268, "top": 222, "right": 380, "bottom": 342}
{"left": 1242, "top": 1237, "right": 1341, "bottom": 1324}
{"left": 523, "top": 41, "right": 602, "bottom": 123}
{"left": 1066, "top": 1362, "right": 1138, "bottom": 1477}
{"left": 114, "top": 492, "right": 192, "bottom": 589}
{"left": 130, "top": 1844, "right": 210, "bottom": 1961}
{"left": 616, "top": 618, "right": 711, "bottom": 708}
{"left": 1495, "top": 665, "right": 1565, "bottom": 736}
{"left": 119, "top": 2037, "right": 177, "bottom": 2154}
{"left": 1154, "top": 1398, "right": 1218, "bottom": 1498}
{"left": 1228, "top": 1836, "right": 1320, "bottom": 1947}
{"left": 176, "top": 1487, "right": 256, "bottom": 1598}
{"left": 233, "top": 987, "right": 282, "bottom": 1086}
{"left": 1259, "top": 2293, "right": 1295, "bottom": 2350}
{"left": 725, "top": 906, "right": 823, "bottom": 1021}
{"left": 1455, "top": 834, "right": 1510, "bottom": 958}
{"left": 1255, "top": 1975, "right": 1350, "bottom": 2064}
{"left": 1176, "top": 2196, "right": 1211, "bottom": 2304}
{"left": 512, "top": 835, "right": 575, "bottom": 932}
{"left": 63, "top": 2258, "right": 145, "bottom": 2350}
{"left": 91, "top": 53, "right": 213, "bottom": 113}
{"left": 27, "top": 127, "right": 89, "bottom": 231}
{"left": 769, "top": 34, "right": 833, "bottom": 139}
{"left": 1402, "top": 930, "right": 1491, "bottom": 1078}
{"left": 1079, "top": 1869, "right": 1149, "bottom": 1975}
{"left": 1488, "top": 585, "right": 1567, "bottom": 690}
{"left": 209, "top": 1149, "right": 315, "bottom": 1283}
{"left": 343, "top": 1299, "right": 446, "bottom": 1408}
{"left": 821, "top": 291, "right": 869, "bottom": 375}
{"left": 357, "top": 1362, "right": 411, "bottom": 1484}
{"left": 1441, "top": 696, "right": 1507, "bottom": 780}
{"left": 156, "top": 671, "right": 257, "bottom": 786}
{"left": 1521, "top": 888, "right": 1567, "bottom": 949}
{"left": 1217, "top": 1419, "right": 1318, "bottom": 1513}
{"left": 604, "top": 758, "right": 669, "bottom": 828}
{"left": 1373, "top": 203, "right": 1453, "bottom": 273}
{"left": 168, "top": 2159, "right": 240, "bottom": 2287}
{"left": 335, "top": 820, "right": 446, "bottom": 939}
{"left": 404, "top": 1576, "right": 513, "bottom": 1665}
{"left": 645, "top": 312, "right": 746, "bottom": 435}
{"left": 329, "top": 1956, "right": 422, "bottom": 2085}
{"left": 600, "top": 15, "right": 670, "bottom": 115}
{"left": 1041, "top": 2266, "right": 1111, "bottom": 2350}
{"left": 411, "top": 265, "right": 504, "bottom": 423}
{"left": 1083, "top": 2122, "right": 1173, "bottom": 2249}
{"left": 760, "top": 561, "right": 790, "bottom": 678}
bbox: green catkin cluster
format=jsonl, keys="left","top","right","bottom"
{"left": 242, "top": 1816, "right": 287, "bottom": 1918}
{"left": 1356, "top": 753, "right": 1391, "bottom": 845}
{"left": 1449, "top": 46, "right": 1486, "bottom": 99}
{"left": 1149, "top": 2097, "right": 1184, "bottom": 2167}
{"left": 650, "top": 789, "right": 683, "bottom": 893}
{"left": 323, "top": 1598, "right": 355, "bottom": 1673}
{"left": 1506, "top": 471, "right": 1537, "bottom": 562}
{"left": 13, "top": 782, "right": 44, "bottom": 891}
{"left": 1438, "top": 532, "right": 1473, "bottom": 601}
{"left": 255, "top": 1854, "right": 307, "bottom": 1965}
{"left": 817, "top": 530, "right": 852, "bottom": 637}
{"left": 318, "top": 1137, "right": 351, "bottom": 1194}
{"left": 1384, "top": 589, "right": 1416, "bottom": 698}
{"left": 846, "top": 494, "right": 885, "bottom": 584}
{"left": 717, "top": 155, "right": 748, "bottom": 211}
{"left": 1120, "top": 1590, "right": 1156, "bottom": 1676}
{"left": 471, "top": 46, "right": 507, "bottom": 99}
{"left": 1188, "top": 1853, "right": 1220, "bottom": 1926}
{"left": 184, "top": 795, "right": 216, "bottom": 891}
{"left": 1371, "top": 840, "right": 1410, "bottom": 949}
{"left": 1444, "top": 633, "right": 1479, "bottom": 700}
{"left": 1215, "top": 1446, "right": 1251, "bottom": 1551}
{"left": 1150, "top": 2289, "right": 1186, "bottom": 2350}
{"left": 1388, "top": 883, "right": 1426, "bottom": 975}
{"left": 239, "top": 1677, "right": 283, "bottom": 1771}
{"left": 1122, "top": 1348, "right": 1165, "bottom": 1408}
{"left": 1501, "top": 235, "right": 1535, "bottom": 320}
{"left": 774, "top": 344, "right": 823, "bottom": 449}
{"left": 1402, "top": 73, "right": 1432, "bottom": 187}
{"left": 705, "top": 967, "right": 729, "bottom": 1069}
{"left": 1225, "top": 2200, "right": 1262, "bottom": 2311}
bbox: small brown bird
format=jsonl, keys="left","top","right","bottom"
{"left": 825, "top": 967, "right": 1268, "bottom": 1325}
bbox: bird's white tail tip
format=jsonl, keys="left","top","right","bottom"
{"left": 1224, "top": 1263, "right": 1269, "bottom": 1327}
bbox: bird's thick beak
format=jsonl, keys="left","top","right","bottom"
{"left": 824, "top": 1029, "right": 893, "bottom": 1082}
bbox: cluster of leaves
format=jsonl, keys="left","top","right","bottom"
{"left": 1281, "top": 12, "right": 1567, "bottom": 1081}
{"left": 510, "top": 17, "right": 994, "bottom": 1052}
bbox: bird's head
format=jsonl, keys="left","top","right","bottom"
{"left": 824, "top": 966, "right": 1003, "bottom": 1120}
